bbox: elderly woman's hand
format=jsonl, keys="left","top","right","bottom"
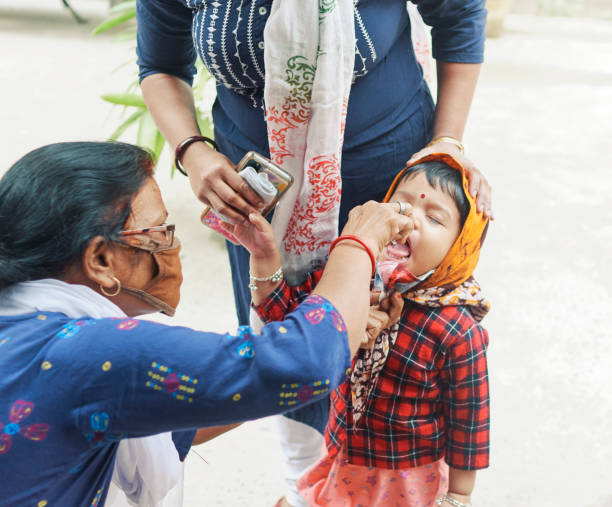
{"left": 408, "top": 143, "right": 493, "bottom": 220}
{"left": 341, "top": 201, "right": 414, "bottom": 259}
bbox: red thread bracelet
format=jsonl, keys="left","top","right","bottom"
{"left": 329, "top": 235, "right": 376, "bottom": 276}
{"left": 174, "top": 135, "right": 218, "bottom": 177}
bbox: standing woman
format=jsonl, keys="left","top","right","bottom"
{"left": 136, "top": 1, "right": 492, "bottom": 505}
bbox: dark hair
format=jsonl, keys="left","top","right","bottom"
{"left": 0, "top": 142, "right": 154, "bottom": 291}
{"left": 401, "top": 161, "right": 470, "bottom": 226}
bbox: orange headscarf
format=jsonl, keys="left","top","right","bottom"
{"left": 382, "top": 152, "right": 489, "bottom": 291}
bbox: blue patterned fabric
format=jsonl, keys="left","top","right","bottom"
{"left": 137, "top": 0, "right": 485, "bottom": 150}
{"left": 0, "top": 296, "right": 349, "bottom": 506}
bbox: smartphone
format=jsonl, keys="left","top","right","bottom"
{"left": 200, "top": 151, "right": 294, "bottom": 244}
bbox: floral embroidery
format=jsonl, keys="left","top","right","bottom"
{"left": 282, "top": 154, "right": 341, "bottom": 254}
{"left": 117, "top": 319, "right": 138, "bottom": 330}
{"left": 279, "top": 379, "right": 330, "bottom": 407}
{"left": 266, "top": 54, "right": 316, "bottom": 164}
{"left": 236, "top": 325, "right": 253, "bottom": 338}
{"left": 0, "top": 400, "right": 50, "bottom": 454}
{"left": 84, "top": 411, "right": 122, "bottom": 447}
{"left": 237, "top": 340, "right": 255, "bottom": 358}
{"left": 305, "top": 308, "right": 325, "bottom": 325}
{"left": 146, "top": 362, "right": 198, "bottom": 403}
{"left": 319, "top": 0, "right": 336, "bottom": 19}
{"left": 297, "top": 384, "right": 314, "bottom": 403}
{"left": 56, "top": 319, "right": 96, "bottom": 339}
{"left": 331, "top": 311, "right": 345, "bottom": 332}
{"left": 304, "top": 299, "right": 343, "bottom": 329}
{"left": 0, "top": 332, "right": 10, "bottom": 347}
{"left": 225, "top": 325, "right": 254, "bottom": 340}
{"left": 56, "top": 321, "right": 81, "bottom": 339}
{"left": 304, "top": 295, "right": 325, "bottom": 305}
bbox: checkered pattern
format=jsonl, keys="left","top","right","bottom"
{"left": 254, "top": 274, "right": 490, "bottom": 471}
{"left": 254, "top": 272, "right": 324, "bottom": 323}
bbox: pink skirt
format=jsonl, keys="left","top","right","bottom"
{"left": 298, "top": 447, "right": 449, "bottom": 507}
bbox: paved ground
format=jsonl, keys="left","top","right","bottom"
{"left": 1, "top": 2, "right": 611, "bottom": 506}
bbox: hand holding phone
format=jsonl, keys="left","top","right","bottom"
{"left": 201, "top": 151, "right": 293, "bottom": 244}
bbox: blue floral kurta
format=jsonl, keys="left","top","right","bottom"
{"left": 0, "top": 295, "right": 349, "bottom": 506}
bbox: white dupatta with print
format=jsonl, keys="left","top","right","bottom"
{"left": 263, "top": 0, "right": 355, "bottom": 285}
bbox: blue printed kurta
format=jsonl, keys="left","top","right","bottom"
{"left": 0, "top": 295, "right": 349, "bottom": 506}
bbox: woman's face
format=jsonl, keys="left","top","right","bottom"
{"left": 109, "top": 177, "right": 173, "bottom": 315}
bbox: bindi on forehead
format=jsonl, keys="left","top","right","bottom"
{"left": 420, "top": 193, "right": 426, "bottom": 199}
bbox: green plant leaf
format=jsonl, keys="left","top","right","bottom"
{"left": 92, "top": 11, "right": 136, "bottom": 35}
{"left": 108, "top": 109, "right": 145, "bottom": 141}
{"left": 101, "top": 93, "right": 146, "bottom": 108}
{"left": 108, "top": 0, "right": 136, "bottom": 14}
{"left": 137, "top": 111, "right": 162, "bottom": 159}
{"left": 152, "top": 131, "right": 166, "bottom": 163}
{"left": 114, "top": 29, "right": 137, "bottom": 42}
{"left": 97, "top": 5, "right": 217, "bottom": 174}
{"left": 196, "top": 115, "right": 215, "bottom": 140}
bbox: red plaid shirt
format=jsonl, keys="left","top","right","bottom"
{"left": 254, "top": 270, "right": 490, "bottom": 471}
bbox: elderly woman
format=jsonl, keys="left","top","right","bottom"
{"left": 0, "top": 142, "right": 412, "bottom": 506}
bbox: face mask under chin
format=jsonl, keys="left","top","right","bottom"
{"left": 123, "top": 243, "right": 183, "bottom": 317}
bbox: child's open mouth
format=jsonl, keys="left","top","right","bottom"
{"left": 384, "top": 240, "right": 411, "bottom": 261}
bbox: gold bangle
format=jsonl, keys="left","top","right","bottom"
{"left": 427, "top": 136, "right": 465, "bottom": 153}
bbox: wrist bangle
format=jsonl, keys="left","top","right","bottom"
{"left": 249, "top": 267, "right": 283, "bottom": 291}
{"left": 426, "top": 136, "right": 465, "bottom": 153}
{"left": 329, "top": 235, "right": 376, "bottom": 277}
{"left": 436, "top": 494, "right": 472, "bottom": 507}
{"left": 174, "top": 135, "right": 218, "bottom": 177}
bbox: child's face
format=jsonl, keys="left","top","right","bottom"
{"left": 386, "top": 172, "right": 462, "bottom": 277}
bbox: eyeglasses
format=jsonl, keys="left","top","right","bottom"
{"left": 117, "top": 223, "right": 176, "bottom": 253}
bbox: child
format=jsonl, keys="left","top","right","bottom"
{"left": 228, "top": 154, "right": 490, "bottom": 507}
